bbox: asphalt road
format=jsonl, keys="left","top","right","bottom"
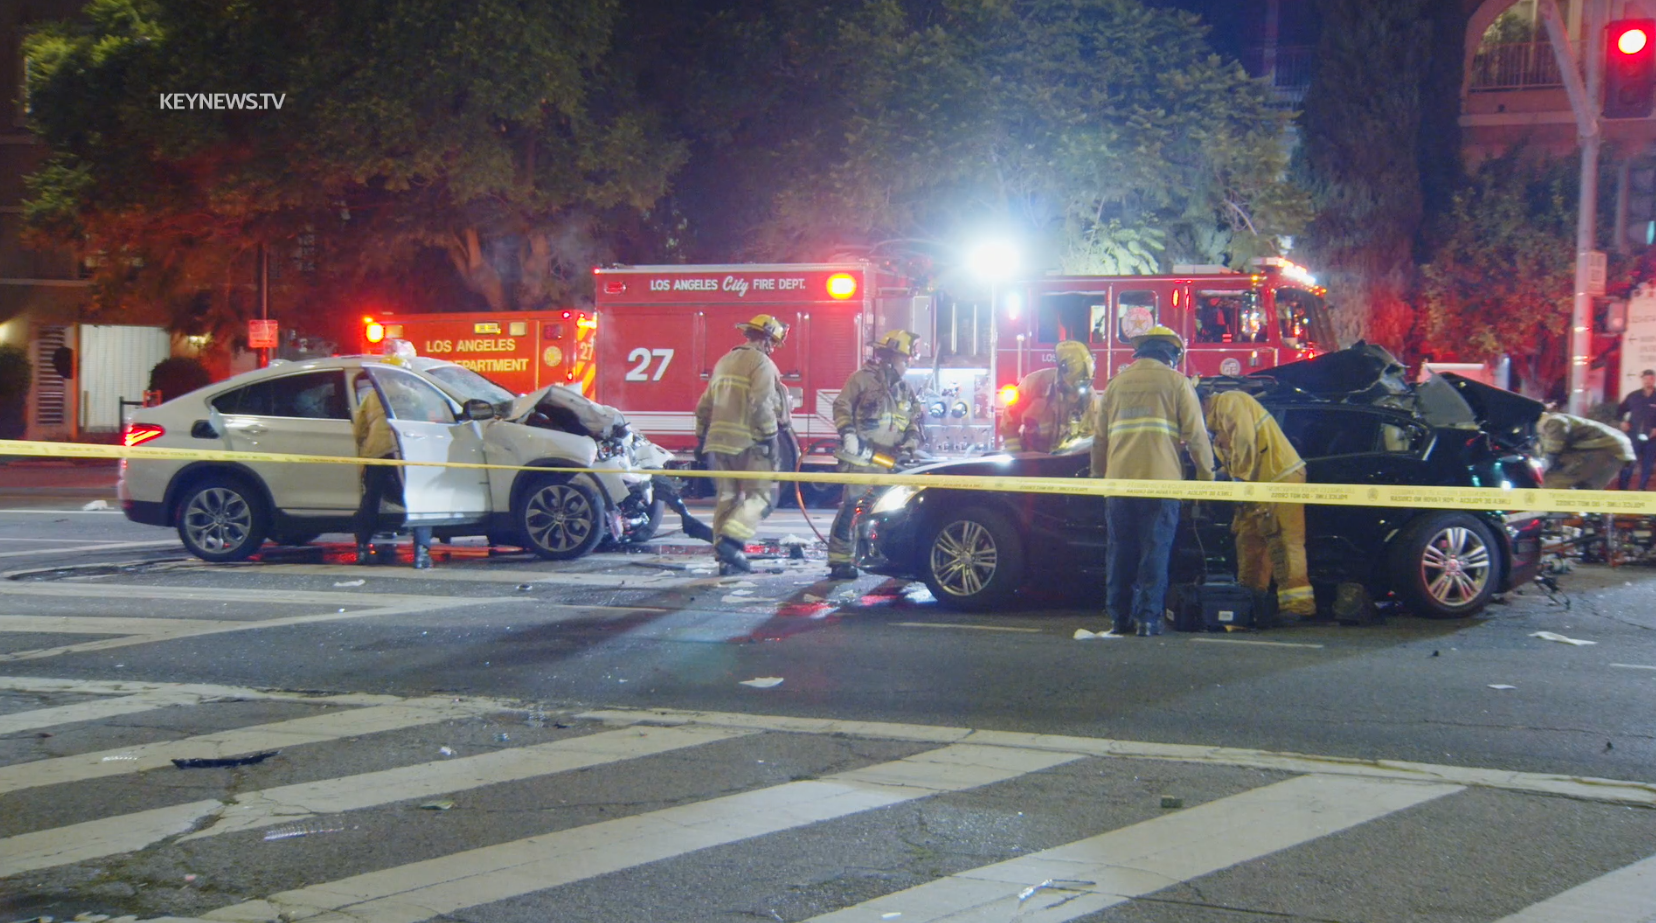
{"left": 2, "top": 468, "right": 1654, "bottom": 922}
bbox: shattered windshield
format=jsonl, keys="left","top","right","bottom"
{"left": 421, "top": 364, "right": 515, "bottom": 409}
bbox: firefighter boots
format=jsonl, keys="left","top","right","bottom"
{"left": 715, "top": 537, "right": 752, "bottom": 575}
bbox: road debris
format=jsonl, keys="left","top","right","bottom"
{"left": 1529, "top": 630, "right": 1596, "bottom": 646}
{"left": 420, "top": 799, "right": 456, "bottom": 811}
{"left": 1488, "top": 684, "right": 1517, "bottom": 690}
{"left": 81, "top": 499, "right": 109, "bottom": 511}
{"left": 739, "top": 677, "right": 784, "bottom": 688}
{"left": 1160, "top": 796, "right": 1184, "bottom": 809}
{"left": 263, "top": 821, "right": 346, "bottom": 841}
{"left": 332, "top": 579, "right": 366, "bottom": 587}
{"left": 439, "top": 746, "right": 456, "bottom": 757}
{"left": 1073, "top": 628, "right": 1124, "bottom": 640}
{"left": 172, "top": 750, "right": 278, "bottom": 769}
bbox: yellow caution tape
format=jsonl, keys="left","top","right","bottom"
{"left": 4, "top": 438, "right": 1655, "bottom": 515}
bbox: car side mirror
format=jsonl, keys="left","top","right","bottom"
{"left": 463, "top": 399, "right": 497, "bottom": 422}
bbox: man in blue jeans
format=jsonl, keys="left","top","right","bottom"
{"left": 1618, "top": 369, "right": 1656, "bottom": 491}
{"left": 1090, "top": 326, "right": 1215, "bottom": 635}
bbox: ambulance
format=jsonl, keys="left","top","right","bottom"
{"left": 359, "top": 309, "right": 596, "bottom": 396}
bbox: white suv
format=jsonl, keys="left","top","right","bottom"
{"left": 118, "top": 356, "right": 674, "bottom": 562}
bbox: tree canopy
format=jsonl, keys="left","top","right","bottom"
{"left": 23, "top": 0, "right": 1306, "bottom": 341}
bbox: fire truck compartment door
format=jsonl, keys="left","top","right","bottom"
{"left": 366, "top": 367, "right": 490, "bottom": 525}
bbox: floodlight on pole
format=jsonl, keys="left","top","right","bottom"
{"left": 967, "top": 239, "right": 1020, "bottom": 283}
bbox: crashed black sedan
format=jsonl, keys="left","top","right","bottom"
{"left": 853, "top": 346, "right": 1546, "bottom": 618}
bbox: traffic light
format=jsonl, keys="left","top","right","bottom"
{"left": 1605, "top": 19, "right": 1656, "bottom": 119}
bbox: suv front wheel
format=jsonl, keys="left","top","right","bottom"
{"left": 516, "top": 475, "right": 605, "bottom": 560}
{"left": 175, "top": 475, "right": 270, "bottom": 562}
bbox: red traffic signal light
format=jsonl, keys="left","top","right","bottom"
{"left": 1605, "top": 19, "right": 1656, "bottom": 119}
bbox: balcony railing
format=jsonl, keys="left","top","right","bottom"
{"left": 1470, "top": 39, "right": 1577, "bottom": 91}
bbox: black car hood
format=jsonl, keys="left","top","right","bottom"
{"left": 1435, "top": 373, "right": 1544, "bottom": 451}
{"left": 1260, "top": 343, "right": 1412, "bottom": 403}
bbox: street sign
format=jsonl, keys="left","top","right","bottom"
{"left": 1580, "top": 250, "right": 1608, "bottom": 297}
{"left": 248, "top": 319, "right": 278, "bottom": 349}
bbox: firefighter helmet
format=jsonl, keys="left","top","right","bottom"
{"left": 874, "top": 329, "right": 922, "bottom": 359}
{"left": 1054, "top": 339, "right": 1095, "bottom": 386}
{"left": 735, "top": 314, "right": 789, "bottom": 344}
{"left": 1131, "top": 324, "right": 1184, "bottom": 358}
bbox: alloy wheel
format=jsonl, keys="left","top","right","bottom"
{"left": 929, "top": 520, "right": 998, "bottom": 598}
{"left": 182, "top": 487, "right": 253, "bottom": 554}
{"left": 525, "top": 484, "right": 595, "bottom": 554}
{"left": 1419, "top": 525, "right": 1491, "bottom": 608}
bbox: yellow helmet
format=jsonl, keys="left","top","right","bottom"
{"left": 874, "top": 329, "right": 922, "bottom": 359}
{"left": 1131, "top": 324, "right": 1184, "bottom": 353}
{"left": 735, "top": 314, "right": 788, "bottom": 344}
{"left": 1054, "top": 339, "right": 1095, "bottom": 385}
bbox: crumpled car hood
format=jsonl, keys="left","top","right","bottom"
{"left": 509, "top": 385, "right": 626, "bottom": 439}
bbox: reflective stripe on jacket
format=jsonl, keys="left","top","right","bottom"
{"left": 1539, "top": 412, "right": 1636, "bottom": 462}
{"left": 695, "top": 344, "right": 785, "bottom": 455}
{"left": 1205, "top": 390, "right": 1305, "bottom": 483}
{"left": 1004, "top": 367, "right": 1093, "bottom": 453}
{"left": 833, "top": 362, "right": 921, "bottom": 450}
{"left": 1090, "top": 358, "right": 1214, "bottom": 481}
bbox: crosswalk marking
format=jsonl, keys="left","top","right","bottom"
{"left": 1493, "top": 852, "right": 1656, "bottom": 922}
{"left": 196, "top": 744, "right": 1085, "bottom": 923}
{"left": 805, "top": 774, "right": 1462, "bottom": 922}
{"left": 1, "top": 724, "right": 756, "bottom": 875}
{"left": 579, "top": 707, "right": 1656, "bottom": 808}
{"left": 243, "top": 562, "right": 701, "bottom": 589}
{"left": 0, "top": 696, "right": 519, "bottom": 795}
{"left": 0, "top": 615, "right": 235, "bottom": 635}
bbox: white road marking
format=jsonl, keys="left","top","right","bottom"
{"left": 0, "top": 540, "right": 178, "bottom": 559}
{"left": 0, "top": 615, "right": 233, "bottom": 635}
{"left": 0, "top": 509, "right": 121, "bottom": 514}
{"left": 0, "top": 537, "right": 140, "bottom": 543}
{"left": 0, "top": 696, "right": 523, "bottom": 796}
{"left": 893, "top": 622, "right": 1044, "bottom": 633}
{"left": 1190, "top": 637, "right": 1326, "bottom": 649}
{"left": 579, "top": 707, "right": 1656, "bottom": 808}
{"left": 1493, "top": 851, "right": 1656, "bottom": 922}
{"left": 1, "top": 725, "right": 756, "bottom": 876}
{"left": 233, "top": 562, "right": 696, "bottom": 589}
{"left": 0, "top": 678, "right": 406, "bottom": 735}
{"left": 805, "top": 774, "right": 1461, "bottom": 923}
{"left": 1608, "top": 663, "right": 1656, "bottom": 671}
{"left": 199, "top": 744, "right": 1084, "bottom": 923}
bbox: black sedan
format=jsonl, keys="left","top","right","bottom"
{"left": 853, "top": 346, "right": 1546, "bottom": 619}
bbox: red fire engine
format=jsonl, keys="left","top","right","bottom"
{"left": 592, "top": 262, "right": 922, "bottom": 463}
{"left": 360, "top": 310, "right": 596, "bottom": 396}
{"left": 591, "top": 257, "right": 1335, "bottom": 460}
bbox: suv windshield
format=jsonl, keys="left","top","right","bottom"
{"left": 422, "top": 364, "right": 515, "bottom": 408}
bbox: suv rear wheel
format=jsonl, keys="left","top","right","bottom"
{"left": 1388, "top": 512, "right": 1500, "bottom": 618}
{"left": 176, "top": 475, "right": 270, "bottom": 562}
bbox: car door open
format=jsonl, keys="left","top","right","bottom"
{"left": 363, "top": 367, "right": 491, "bottom": 526}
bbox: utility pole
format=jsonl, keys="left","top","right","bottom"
{"left": 1542, "top": 0, "right": 1604, "bottom": 415}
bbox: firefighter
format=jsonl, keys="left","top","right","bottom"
{"left": 351, "top": 344, "right": 433, "bottom": 569}
{"left": 1002, "top": 340, "right": 1095, "bottom": 453}
{"left": 1204, "top": 389, "right": 1316, "bottom": 620}
{"left": 1091, "top": 325, "right": 1214, "bottom": 636}
{"left": 694, "top": 314, "right": 790, "bottom": 575}
{"left": 1539, "top": 411, "right": 1635, "bottom": 490}
{"left": 826, "top": 329, "right": 925, "bottom": 580}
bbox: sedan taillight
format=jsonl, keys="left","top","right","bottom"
{"left": 123, "top": 423, "right": 165, "bottom": 447}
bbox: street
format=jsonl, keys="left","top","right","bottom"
{"left": 1, "top": 461, "right": 1655, "bottom": 922}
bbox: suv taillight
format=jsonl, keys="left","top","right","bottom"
{"left": 123, "top": 423, "right": 165, "bottom": 447}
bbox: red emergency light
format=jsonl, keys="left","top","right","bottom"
{"left": 364, "top": 321, "right": 386, "bottom": 344}
{"left": 826, "top": 273, "right": 858, "bottom": 300}
{"left": 998, "top": 384, "right": 1019, "bottom": 406}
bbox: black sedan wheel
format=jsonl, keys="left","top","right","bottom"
{"left": 175, "top": 476, "right": 269, "bottom": 562}
{"left": 1389, "top": 512, "right": 1500, "bottom": 618}
{"left": 922, "top": 506, "right": 1024, "bottom": 611}
{"left": 517, "top": 476, "right": 605, "bottom": 560}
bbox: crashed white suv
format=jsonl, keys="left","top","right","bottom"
{"left": 118, "top": 356, "right": 674, "bottom": 562}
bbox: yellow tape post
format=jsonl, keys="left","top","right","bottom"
{"left": 5, "top": 438, "right": 1656, "bottom": 516}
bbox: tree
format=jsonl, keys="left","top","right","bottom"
{"left": 23, "top": 0, "right": 685, "bottom": 345}
{"left": 1419, "top": 153, "right": 1576, "bottom": 397}
{"left": 746, "top": 0, "right": 1309, "bottom": 273}
{"left": 1294, "top": 0, "right": 1434, "bottom": 351}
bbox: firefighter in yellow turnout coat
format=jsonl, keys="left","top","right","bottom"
{"left": 1204, "top": 389, "right": 1316, "bottom": 619}
{"left": 1003, "top": 340, "right": 1095, "bottom": 453}
{"left": 694, "top": 315, "right": 790, "bottom": 575}
{"left": 827, "top": 330, "right": 924, "bottom": 580}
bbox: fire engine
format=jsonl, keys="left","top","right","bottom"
{"left": 592, "top": 257, "right": 1335, "bottom": 461}
{"left": 359, "top": 309, "right": 596, "bottom": 396}
{"left": 593, "top": 262, "right": 926, "bottom": 469}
